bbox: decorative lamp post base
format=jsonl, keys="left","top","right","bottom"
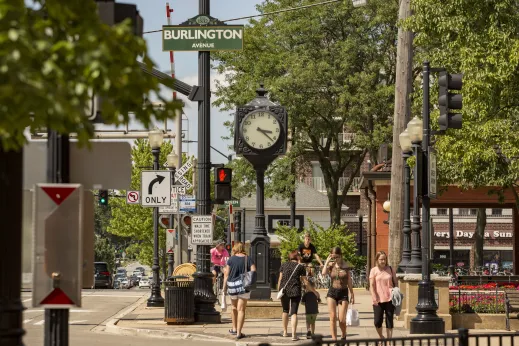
{"left": 193, "top": 245, "right": 221, "bottom": 323}
{"left": 147, "top": 293, "right": 165, "bottom": 307}
{"left": 409, "top": 280, "right": 444, "bottom": 334}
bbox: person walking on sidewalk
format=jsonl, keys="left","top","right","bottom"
{"left": 278, "top": 250, "right": 307, "bottom": 341}
{"left": 322, "top": 247, "right": 354, "bottom": 342}
{"left": 301, "top": 277, "right": 321, "bottom": 339}
{"left": 222, "top": 242, "right": 256, "bottom": 340}
{"left": 369, "top": 251, "right": 397, "bottom": 341}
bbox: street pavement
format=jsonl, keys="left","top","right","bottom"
{"left": 114, "top": 288, "right": 409, "bottom": 344}
{"left": 22, "top": 289, "right": 233, "bottom": 346}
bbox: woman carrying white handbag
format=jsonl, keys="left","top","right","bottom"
{"left": 277, "top": 250, "right": 307, "bottom": 341}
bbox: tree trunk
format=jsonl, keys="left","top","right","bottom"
{"left": 473, "top": 208, "right": 487, "bottom": 268}
{"left": 388, "top": 0, "right": 413, "bottom": 268}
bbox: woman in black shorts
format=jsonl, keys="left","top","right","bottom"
{"left": 322, "top": 247, "right": 354, "bottom": 342}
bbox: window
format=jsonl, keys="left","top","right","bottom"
{"left": 491, "top": 208, "right": 503, "bottom": 216}
{"left": 459, "top": 208, "right": 477, "bottom": 215}
{"left": 437, "top": 208, "right": 447, "bottom": 215}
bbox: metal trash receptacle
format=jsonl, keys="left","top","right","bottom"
{"left": 164, "top": 276, "right": 195, "bottom": 324}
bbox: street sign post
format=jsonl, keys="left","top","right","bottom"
{"left": 126, "top": 191, "right": 140, "bottom": 204}
{"left": 429, "top": 147, "right": 437, "bottom": 199}
{"left": 166, "top": 229, "right": 176, "bottom": 254}
{"left": 191, "top": 215, "right": 213, "bottom": 245}
{"left": 32, "top": 184, "right": 83, "bottom": 308}
{"left": 224, "top": 199, "right": 240, "bottom": 208}
{"left": 140, "top": 171, "right": 172, "bottom": 207}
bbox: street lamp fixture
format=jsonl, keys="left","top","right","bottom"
{"left": 382, "top": 199, "right": 390, "bottom": 225}
{"left": 147, "top": 128, "right": 165, "bottom": 307}
{"left": 399, "top": 128, "right": 413, "bottom": 153}
{"left": 148, "top": 128, "right": 164, "bottom": 149}
{"left": 407, "top": 116, "right": 423, "bottom": 143}
{"left": 167, "top": 150, "right": 178, "bottom": 169}
{"left": 166, "top": 148, "right": 178, "bottom": 278}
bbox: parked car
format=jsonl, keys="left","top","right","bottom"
{"left": 113, "top": 280, "right": 121, "bottom": 289}
{"left": 94, "top": 262, "right": 113, "bottom": 289}
{"left": 133, "top": 270, "right": 143, "bottom": 278}
{"left": 139, "top": 276, "right": 150, "bottom": 289}
{"left": 135, "top": 267, "right": 146, "bottom": 275}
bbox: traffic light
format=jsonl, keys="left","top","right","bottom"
{"left": 98, "top": 189, "right": 109, "bottom": 206}
{"left": 438, "top": 71, "right": 463, "bottom": 131}
{"left": 214, "top": 168, "right": 232, "bottom": 202}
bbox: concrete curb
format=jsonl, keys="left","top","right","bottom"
{"left": 101, "top": 295, "right": 232, "bottom": 343}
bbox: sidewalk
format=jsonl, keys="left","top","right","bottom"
{"left": 107, "top": 289, "right": 409, "bottom": 344}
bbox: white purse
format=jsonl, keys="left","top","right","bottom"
{"left": 277, "top": 263, "right": 301, "bottom": 299}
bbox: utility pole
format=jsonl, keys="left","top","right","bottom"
{"left": 0, "top": 145, "right": 24, "bottom": 346}
{"left": 388, "top": 0, "right": 413, "bottom": 269}
{"left": 192, "top": 0, "right": 220, "bottom": 323}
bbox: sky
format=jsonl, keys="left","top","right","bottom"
{"left": 100, "top": 0, "right": 264, "bottom": 164}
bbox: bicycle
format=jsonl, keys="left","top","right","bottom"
{"left": 213, "top": 266, "right": 224, "bottom": 305}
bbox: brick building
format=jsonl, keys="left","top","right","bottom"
{"left": 361, "top": 160, "right": 518, "bottom": 273}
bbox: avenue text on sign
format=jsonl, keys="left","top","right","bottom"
{"left": 162, "top": 26, "right": 244, "bottom": 51}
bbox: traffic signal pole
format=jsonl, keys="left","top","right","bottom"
{"left": 0, "top": 145, "right": 25, "bottom": 346}
{"left": 192, "top": 0, "right": 220, "bottom": 323}
{"left": 45, "top": 130, "right": 70, "bottom": 346}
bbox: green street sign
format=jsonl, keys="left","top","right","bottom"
{"left": 224, "top": 199, "right": 240, "bottom": 207}
{"left": 162, "top": 25, "right": 244, "bottom": 52}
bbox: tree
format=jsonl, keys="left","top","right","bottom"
{"left": 94, "top": 235, "right": 115, "bottom": 273}
{"left": 107, "top": 139, "right": 180, "bottom": 267}
{"left": 213, "top": 0, "right": 398, "bottom": 224}
{"left": 275, "top": 220, "right": 358, "bottom": 267}
{"left": 473, "top": 208, "right": 487, "bottom": 268}
{"left": 405, "top": 0, "right": 519, "bottom": 209}
{"left": 1, "top": 0, "right": 180, "bottom": 151}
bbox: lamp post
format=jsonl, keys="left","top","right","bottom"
{"left": 409, "top": 62, "right": 444, "bottom": 334}
{"left": 398, "top": 128, "right": 413, "bottom": 272}
{"left": 147, "top": 129, "right": 165, "bottom": 307}
{"left": 357, "top": 210, "right": 364, "bottom": 256}
{"left": 406, "top": 117, "right": 423, "bottom": 274}
{"left": 382, "top": 199, "right": 390, "bottom": 225}
{"left": 167, "top": 149, "right": 178, "bottom": 278}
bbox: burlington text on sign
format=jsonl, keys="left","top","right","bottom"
{"left": 162, "top": 26, "right": 244, "bottom": 51}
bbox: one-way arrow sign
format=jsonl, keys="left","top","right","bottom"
{"left": 141, "top": 170, "right": 171, "bottom": 207}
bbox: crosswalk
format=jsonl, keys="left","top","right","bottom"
{"left": 24, "top": 319, "right": 89, "bottom": 326}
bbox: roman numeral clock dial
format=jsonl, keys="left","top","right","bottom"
{"left": 240, "top": 111, "right": 281, "bottom": 150}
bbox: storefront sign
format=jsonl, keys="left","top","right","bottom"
{"left": 434, "top": 231, "right": 512, "bottom": 239}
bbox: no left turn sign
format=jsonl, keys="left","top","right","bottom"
{"left": 126, "top": 191, "right": 140, "bottom": 204}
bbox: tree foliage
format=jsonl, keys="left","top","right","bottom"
{"left": 275, "top": 220, "right": 358, "bottom": 267}
{"left": 213, "top": 0, "right": 398, "bottom": 224}
{"left": 1, "top": 0, "right": 180, "bottom": 150}
{"left": 106, "top": 139, "right": 196, "bottom": 267}
{"left": 94, "top": 235, "right": 115, "bottom": 272}
{"left": 405, "top": 0, "right": 519, "bottom": 207}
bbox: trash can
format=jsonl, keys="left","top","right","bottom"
{"left": 164, "top": 276, "right": 195, "bottom": 324}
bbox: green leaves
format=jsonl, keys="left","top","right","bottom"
{"left": 405, "top": 0, "right": 519, "bottom": 202}
{"left": 0, "top": 1, "right": 181, "bottom": 150}
{"left": 213, "top": 0, "right": 398, "bottom": 223}
{"left": 275, "top": 220, "right": 358, "bottom": 266}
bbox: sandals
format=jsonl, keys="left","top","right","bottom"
{"left": 292, "top": 337, "right": 299, "bottom": 341}
{"left": 229, "top": 329, "right": 237, "bottom": 335}
{"left": 236, "top": 333, "right": 246, "bottom": 340}
{"left": 281, "top": 332, "right": 289, "bottom": 337}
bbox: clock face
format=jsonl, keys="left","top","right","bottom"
{"left": 240, "top": 111, "right": 281, "bottom": 150}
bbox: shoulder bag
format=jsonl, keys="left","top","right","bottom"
{"left": 276, "top": 263, "right": 301, "bottom": 299}
{"left": 241, "top": 255, "right": 257, "bottom": 290}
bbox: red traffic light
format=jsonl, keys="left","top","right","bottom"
{"left": 215, "top": 168, "right": 232, "bottom": 184}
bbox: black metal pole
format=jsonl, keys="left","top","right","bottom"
{"left": 358, "top": 215, "right": 363, "bottom": 256}
{"left": 250, "top": 167, "right": 271, "bottom": 300}
{"left": 410, "top": 61, "right": 444, "bottom": 334}
{"left": 448, "top": 207, "right": 455, "bottom": 279}
{"left": 168, "top": 166, "right": 176, "bottom": 278}
{"left": 398, "top": 152, "right": 412, "bottom": 272}
{"left": 0, "top": 144, "right": 25, "bottom": 346}
{"left": 290, "top": 191, "right": 296, "bottom": 228}
{"left": 45, "top": 130, "right": 70, "bottom": 346}
{"left": 148, "top": 147, "right": 164, "bottom": 307}
{"left": 407, "top": 143, "right": 422, "bottom": 274}
{"left": 193, "top": 0, "right": 220, "bottom": 323}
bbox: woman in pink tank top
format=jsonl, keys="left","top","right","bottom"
{"left": 369, "top": 251, "right": 397, "bottom": 341}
